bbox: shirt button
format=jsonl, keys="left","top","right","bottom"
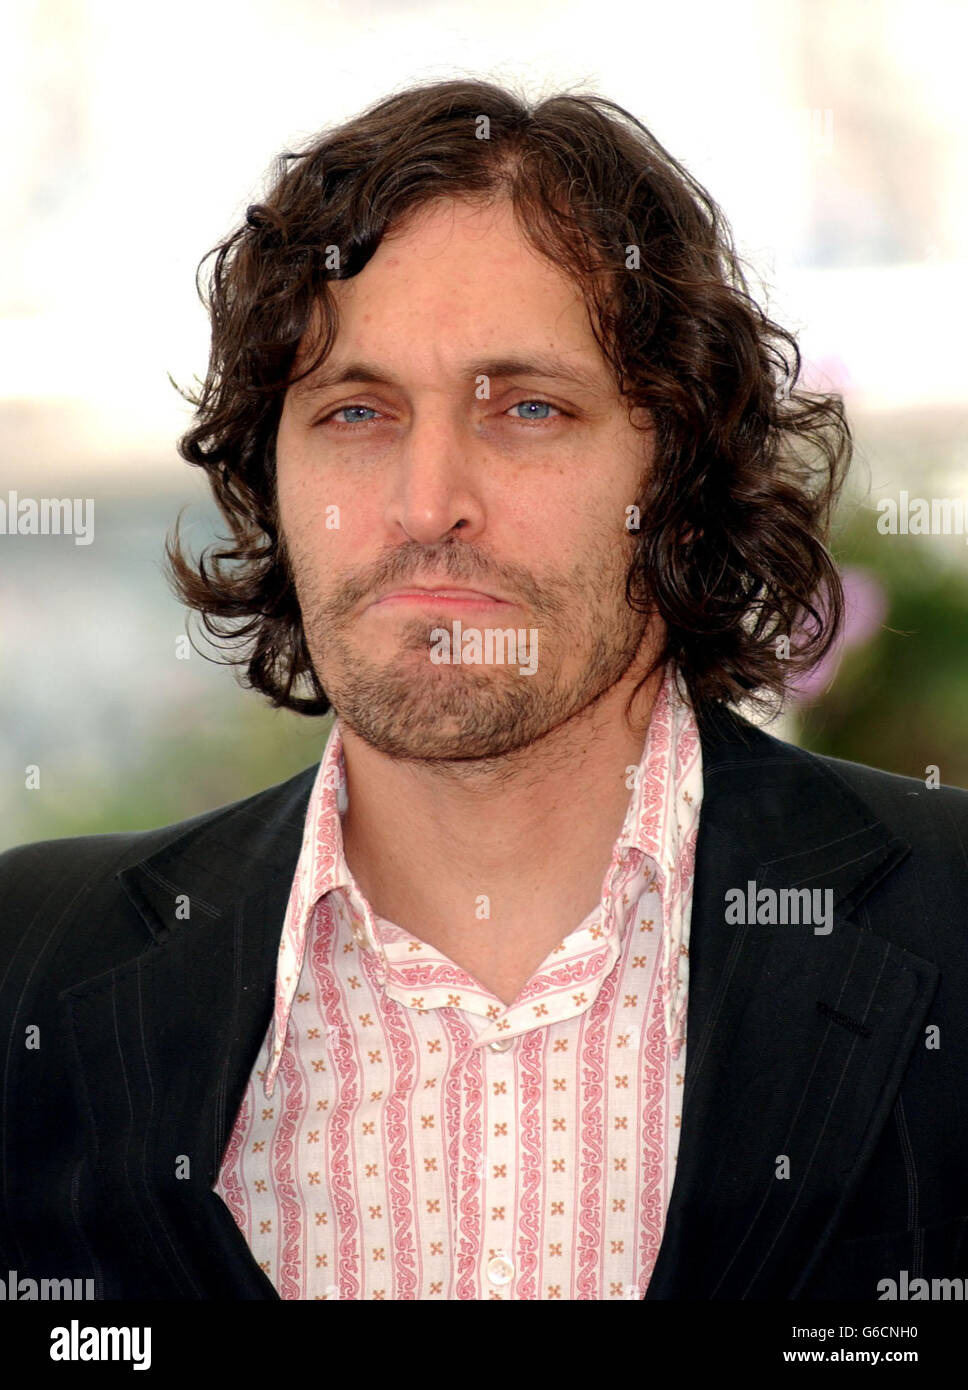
{"left": 486, "top": 1254, "right": 514, "bottom": 1286}
{"left": 488, "top": 1037, "right": 514, "bottom": 1052}
{"left": 351, "top": 922, "right": 367, "bottom": 947}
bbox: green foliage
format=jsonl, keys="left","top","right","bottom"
{"left": 11, "top": 698, "right": 330, "bottom": 847}
{"left": 797, "top": 507, "right": 968, "bottom": 789}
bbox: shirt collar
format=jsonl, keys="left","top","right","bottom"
{"left": 618, "top": 662, "right": 702, "bottom": 863}
{"left": 618, "top": 665, "right": 704, "bottom": 1048}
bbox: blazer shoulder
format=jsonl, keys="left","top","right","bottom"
{"left": 0, "top": 761, "right": 319, "bottom": 920}
{"left": 797, "top": 744, "right": 968, "bottom": 844}
{"left": 700, "top": 703, "right": 968, "bottom": 857}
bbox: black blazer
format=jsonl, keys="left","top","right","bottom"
{"left": 1, "top": 706, "right": 966, "bottom": 1300}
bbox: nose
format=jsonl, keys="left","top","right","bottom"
{"left": 385, "top": 410, "right": 486, "bottom": 546}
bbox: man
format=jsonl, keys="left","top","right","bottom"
{"left": 1, "top": 79, "right": 965, "bottom": 1302}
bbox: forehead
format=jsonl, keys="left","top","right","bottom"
{"left": 291, "top": 196, "right": 615, "bottom": 387}
{"left": 361, "top": 194, "right": 575, "bottom": 288}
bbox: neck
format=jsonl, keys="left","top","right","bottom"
{"left": 338, "top": 659, "right": 667, "bottom": 947}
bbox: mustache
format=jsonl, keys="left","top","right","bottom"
{"left": 285, "top": 537, "right": 569, "bottom": 624}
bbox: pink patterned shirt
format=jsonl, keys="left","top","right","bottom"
{"left": 215, "top": 662, "right": 703, "bottom": 1299}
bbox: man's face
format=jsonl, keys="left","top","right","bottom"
{"left": 275, "top": 195, "right": 658, "bottom": 761}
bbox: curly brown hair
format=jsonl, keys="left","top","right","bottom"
{"left": 165, "top": 77, "right": 850, "bottom": 719}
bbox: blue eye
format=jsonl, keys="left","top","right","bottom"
{"left": 510, "top": 400, "right": 557, "bottom": 420}
{"left": 330, "top": 405, "right": 381, "bottom": 425}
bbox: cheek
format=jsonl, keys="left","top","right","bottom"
{"left": 276, "top": 426, "right": 383, "bottom": 545}
{"left": 273, "top": 421, "right": 310, "bottom": 519}
{"left": 277, "top": 479, "right": 373, "bottom": 601}
{"left": 275, "top": 444, "right": 339, "bottom": 549}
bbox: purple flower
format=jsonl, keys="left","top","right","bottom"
{"left": 788, "top": 567, "right": 887, "bottom": 706}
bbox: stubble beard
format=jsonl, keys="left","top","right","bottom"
{"left": 296, "top": 556, "right": 651, "bottom": 765}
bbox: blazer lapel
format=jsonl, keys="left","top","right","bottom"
{"left": 646, "top": 709, "right": 940, "bottom": 1299}
{"left": 61, "top": 765, "right": 316, "bottom": 1298}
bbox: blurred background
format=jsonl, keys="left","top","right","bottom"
{"left": 2, "top": 0, "right": 966, "bottom": 849}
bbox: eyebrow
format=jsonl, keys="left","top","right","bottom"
{"left": 290, "top": 354, "right": 606, "bottom": 398}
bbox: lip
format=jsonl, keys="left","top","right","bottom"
{"left": 369, "top": 586, "right": 513, "bottom": 610}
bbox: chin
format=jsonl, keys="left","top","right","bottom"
{"left": 335, "top": 683, "right": 554, "bottom": 763}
